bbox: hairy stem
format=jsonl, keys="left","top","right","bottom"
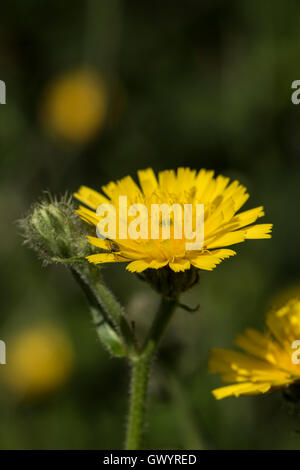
{"left": 70, "top": 264, "right": 136, "bottom": 356}
{"left": 125, "top": 296, "right": 178, "bottom": 450}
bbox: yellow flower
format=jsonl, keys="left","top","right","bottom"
{"left": 269, "top": 283, "right": 300, "bottom": 310}
{"left": 41, "top": 69, "right": 107, "bottom": 143}
{"left": 3, "top": 325, "right": 73, "bottom": 397}
{"left": 208, "top": 299, "right": 300, "bottom": 399}
{"left": 74, "top": 168, "right": 272, "bottom": 274}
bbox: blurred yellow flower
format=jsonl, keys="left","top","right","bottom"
{"left": 75, "top": 167, "right": 272, "bottom": 273}
{"left": 4, "top": 325, "right": 73, "bottom": 397}
{"left": 209, "top": 299, "right": 300, "bottom": 399}
{"left": 269, "top": 283, "right": 300, "bottom": 309}
{"left": 42, "top": 69, "right": 107, "bottom": 143}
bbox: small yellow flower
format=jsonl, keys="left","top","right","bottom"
{"left": 3, "top": 325, "right": 73, "bottom": 397}
{"left": 74, "top": 168, "right": 272, "bottom": 273}
{"left": 208, "top": 299, "right": 300, "bottom": 399}
{"left": 41, "top": 69, "right": 107, "bottom": 143}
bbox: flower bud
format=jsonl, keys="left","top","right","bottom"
{"left": 19, "top": 194, "right": 94, "bottom": 264}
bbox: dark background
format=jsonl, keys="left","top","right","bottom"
{"left": 0, "top": 0, "right": 300, "bottom": 449}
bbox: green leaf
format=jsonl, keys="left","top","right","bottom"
{"left": 96, "top": 320, "right": 127, "bottom": 358}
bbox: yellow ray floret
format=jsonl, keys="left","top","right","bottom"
{"left": 208, "top": 299, "right": 300, "bottom": 399}
{"left": 74, "top": 167, "right": 273, "bottom": 273}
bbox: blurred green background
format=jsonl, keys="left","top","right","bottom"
{"left": 1, "top": 0, "right": 300, "bottom": 449}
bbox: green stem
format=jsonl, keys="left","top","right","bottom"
{"left": 125, "top": 297, "right": 178, "bottom": 450}
{"left": 70, "top": 264, "right": 136, "bottom": 356}
{"left": 70, "top": 265, "right": 116, "bottom": 329}
{"left": 125, "top": 354, "right": 152, "bottom": 451}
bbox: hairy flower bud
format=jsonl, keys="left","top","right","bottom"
{"left": 19, "top": 194, "right": 94, "bottom": 264}
{"left": 19, "top": 194, "right": 135, "bottom": 358}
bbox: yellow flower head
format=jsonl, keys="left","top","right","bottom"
{"left": 41, "top": 69, "right": 107, "bottom": 143}
{"left": 269, "top": 283, "right": 300, "bottom": 310}
{"left": 3, "top": 325, "right": 73, "bottom": 398}
{"left": 74, "top": 168, "right": 272, "bottom": 279}
{"left": 208, "top": 299, "right": 300, "bottom": 399}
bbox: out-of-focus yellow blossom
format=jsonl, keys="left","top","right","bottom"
{"left": 4, "top": 325, "right": 73, "bottom": 397}
{"left": 209, "top": 299, "right": 300, "bottom": 399}
{"left": 74, "top": 167, "right": 272, "bottom": 273}
{"left": 42, "top": 69, "right": 107, "bottom": 143}
{"left": 269, "top": 283, "right": 300, "bottom": 309}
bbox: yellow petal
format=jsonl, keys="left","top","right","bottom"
{"left": 234, "top": 328, "right": 279, "bottom": 365}
{"left": 209, "top": 248, "right": 236, "bottom": 259}
{"left": 208, "top": 348, "right": 278, "bottom": 375}
{"left": 149, "top": 260, "right": 168, "bottom": 269}
{"left": 126, "top": 260, "right": 151, "bottom": 272}
{"left": 74, "top": 185, "right": 108, "bottom": 209}
{"left": 169, "top": 259, "right": 191, "bottom": 272}
{"left": 115, "top": 175, "right": 142, "bottom": 202}
{"left": 101, "top": 180, "right": 118, "bottom": 199}
{"left": 190, "top": 256, "right": 222, "bottom": 270}
{"left": 212, "top": 382, "right": 271, "bottom": 400}
{"left": 176, "top": 167, "right": 197, "bottom": 188}
{"left": 195, "top": 169, "right": 215, "bottom": 201}
{"left": 266, "top": 299, "right": 300, "bottom": 348}
{"left": 207, "top": 230, "right": 246, "bottom": 249}
{"left": 244, "top": 224, "right": 273, "bottom": 239}
{"left": 190, "top": 249, "right": 235, "bottom": 271}
{"left": 87, "top": 236, "right": 111, "bottom": 250}
{"left": 87, "top": 253, "right": 125, "bottom": 264}
{"left": 233, "top": 206, "right": 265, "bottom": 229}
{"left": 137, "top": 168, "right": 158, "bottom": 196}
{"left": 158, "top": 170, "right": 177, "bottom": 192}
{"left": 76, "top": 206, "right": 100, "bottom": 226}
